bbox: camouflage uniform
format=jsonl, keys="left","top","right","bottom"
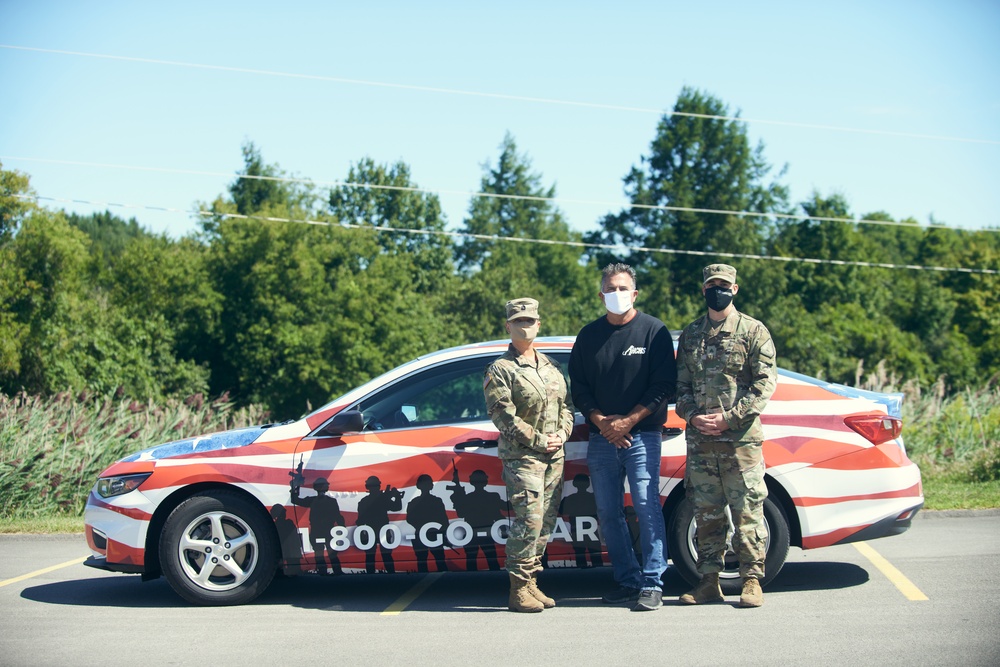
{"left": 676, "top": 308, "right": 777, "bottom": 579}
{"left": 484, "top": 343, "right": 574, "bottom": 582}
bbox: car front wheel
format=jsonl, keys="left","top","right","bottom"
{"left": 159, "top": 491, "right": 278, "bottom": 605}
{"left": 667, "top": 494, "right": 790, "bottom": 595}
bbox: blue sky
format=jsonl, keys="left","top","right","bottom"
{"left": 1, "top": 1, "right": 998, "bottom": 240}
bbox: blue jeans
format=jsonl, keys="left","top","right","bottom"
{"left": 587, "top": 431, "right": 667, "bottom": 591}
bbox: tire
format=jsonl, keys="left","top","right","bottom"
{"left": 667, "top": 494, "right": 790, "bottom": 595}
{"left": 159, "top": 491, "right": 278, "bottom": 606}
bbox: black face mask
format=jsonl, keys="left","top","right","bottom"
{"left": 704, "top": 285, "right": 734, "bottom": 311}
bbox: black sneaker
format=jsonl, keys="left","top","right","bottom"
{"left": 632, "top": 589, "right": 663, "bottom": 611}
{"left": 601, "top": 585, "right": 641, "bottom": 604}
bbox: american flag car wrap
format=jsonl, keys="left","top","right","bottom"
{"left": 84, "top": 337, "right": 923, "bottom": 603}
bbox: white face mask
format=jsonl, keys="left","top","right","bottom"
{"left": 603, "top": 290, "right": 633, "bottom": 315}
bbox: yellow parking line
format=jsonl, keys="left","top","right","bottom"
{"left": 381, "top": 572, "right": 444, "bottom": 616}
{"left": 853, "top": 542, "right": 928, "bottom": 601}
{"left": 0, "top": 556, "right": 88, "bottom": 588}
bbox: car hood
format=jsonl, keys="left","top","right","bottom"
{"left": 119, "top": 426, "right": 267, "bottom": 462}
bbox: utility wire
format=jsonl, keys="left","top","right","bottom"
{"left": 14, "top": 193, "right": 999, "bottom": 276}
{"left": 2, "top": 44, "right": 999, "bottom": 146}
{"left": 5, "top": 155, "right": 996, "bottom": 234}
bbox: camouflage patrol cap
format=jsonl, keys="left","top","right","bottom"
{"left": 703, "top": 263, "right": 738, "bottom": 285}
{"left": 505, "top": 297, "right": 540, "bottom": 321}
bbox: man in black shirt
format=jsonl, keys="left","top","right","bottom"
{"left": 569, "top": 263, "right": 677, "bottom": 611}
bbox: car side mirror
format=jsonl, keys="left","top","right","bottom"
{"left": 316, "top": 409, "right": 364, "bottom": 437}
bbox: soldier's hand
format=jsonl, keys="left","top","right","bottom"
{"left": 544, "top": 433, "right": 564, "bottom": 453}
{"left": 692, "top": 413, "right": 730, "bottom": 436}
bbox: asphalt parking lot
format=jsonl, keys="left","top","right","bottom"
{"left": 2, "top": 511, "right": 999, "bottom": 667}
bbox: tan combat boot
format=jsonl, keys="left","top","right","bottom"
{"left": 526, "top": 573, "right": 555, "bottom": 608}
{"left": 739, "top": 577, "right": 763, "bottom": 607}
{"left": 678, "top": 573, "right": 725, "bottom": 605}
{"left": 508, "top": 573, "right": 544, "bottom": 613}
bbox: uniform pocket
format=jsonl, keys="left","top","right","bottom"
{"left": 735, "top": 443, "right": 767, "bottom": 499}
{"left": 734, "top": 442, "right": 763, "bottom": 471}
{"left": 723, "top": 341, "right": 748, "bottom": 375}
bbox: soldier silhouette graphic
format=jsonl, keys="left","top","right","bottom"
{"left": 269, "top": 503, "right": 304, "bottom": 574}
{"left": 290, "top": 477, "right": 345, "bottom": 575}
{"left": 449, "top": 468, "right": 506, "bottom": 571}
{"left": 356, "top": 475, "right": 403, "bottom": 573}
{"left": 559, "top": 474, "right": 604, "bottom": 568}
{"left": 406, "top": 474, "right": 450, "bottom": 572}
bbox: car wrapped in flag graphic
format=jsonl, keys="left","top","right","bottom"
{"left": 84, "top": 337, "right": 922, "bottom": 605}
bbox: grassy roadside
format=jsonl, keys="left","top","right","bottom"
{"left": 921, "top": 477, "right": 1000, "bottom": 511}
{"left": 0, "top": 515, "right": 83, "bottom": 534}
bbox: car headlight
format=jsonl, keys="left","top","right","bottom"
{"left": 96, "top": 473, "right": 152, "bottom": 498}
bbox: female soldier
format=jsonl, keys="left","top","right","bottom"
{"left": 484, "top": 298, "right": 574, "bottom": 613}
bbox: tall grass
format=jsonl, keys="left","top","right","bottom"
{"left": 0, "top": 391, "right": 269, "bottom": 519}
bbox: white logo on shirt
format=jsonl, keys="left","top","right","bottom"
{"left": 622, "top": 345, "right": 646, "bottom": 356}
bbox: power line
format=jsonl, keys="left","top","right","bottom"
{"left": 2, "top": 44, "right": 999, "bottom": 146}
{"left": 5, "top": 155, "right": 996, "bottom": 234}
{"left": 14, "top": 193, "right": 999, "bottom": 276}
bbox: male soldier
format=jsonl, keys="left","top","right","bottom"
{"left": 675, "top": 263, "right": 777, "bottom": 608}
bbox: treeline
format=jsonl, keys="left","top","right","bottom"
{"left": 1, "top": 88, "right": 997, "bottom": 420}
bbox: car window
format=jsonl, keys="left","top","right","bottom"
{"left": 546, "top": 351, "right": 575, "bottom": 413}
{"left": 354, "top": 356, "right": 494, "bottom": 430}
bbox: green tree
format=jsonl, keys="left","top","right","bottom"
{"left": 937, "top": 230, "right": 1000, "bottom": 380}
{"left": 203, "top": 148, "right": 458, "bottom": 418}
{"left": 585, "top": 87, "right": 789, "bottom": 325}
{"left": 66, "top": 210, "right": 150, "bottom": 266}
{"left": 453, "top": 133, "right": 592, "bottom": 340}
{"left": 100, "top": 233, "right": 218, "bottom": 396}
{"left": 328, "top": 157, "right": 453, "bottom": 290}
{"left": 0, "top": 164, "right": 34, "bottom": 375}
{"left": 0, "top": 208, "right": 91, "bottom": 394}
{"left": 225, "top": 141, "right": 315, "bottom": 219}
{"left": 0, "top": 163, "right": 32, "bottom": 245}
{"left": 778, "top": 302, "right": 933, "bottom": 386}
{"left": 1, "top": 206, "right": 168, "bottom": 396}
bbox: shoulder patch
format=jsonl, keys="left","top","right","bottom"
{"left": 483, "top": 372, "right": 493, "bottom": 389}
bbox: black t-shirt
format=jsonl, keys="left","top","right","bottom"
{"left": 569, "top": 311, "right": 677, "bottom": 433}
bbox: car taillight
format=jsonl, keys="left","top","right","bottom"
{"left": 844, "top": 414, "right": 902, "bottom": 445}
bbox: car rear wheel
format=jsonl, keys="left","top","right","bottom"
{"left": 667, "top": 494, "right": 790, "bottom": 595}
{"left": 159, "top": 491, "right": 278, "bottom": 605}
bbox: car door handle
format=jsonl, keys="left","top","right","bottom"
{"left": 455, "top": 438, "right": 498, "bottom": 450}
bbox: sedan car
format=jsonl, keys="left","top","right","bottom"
{"left": 84, "top": 337, "right": 923, "bottom": 605}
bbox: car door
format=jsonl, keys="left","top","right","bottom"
{"left": 290, "top": 354, "right": 507, "bottom": 574}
